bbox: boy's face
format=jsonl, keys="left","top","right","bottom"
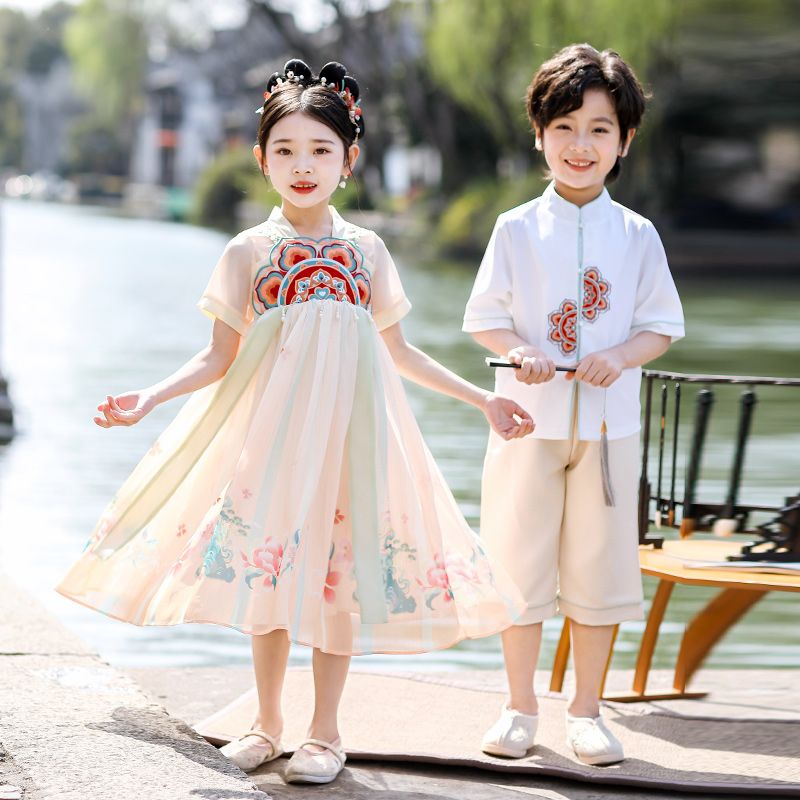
{"left": 536, "top": 88, "right": 636, "bottom": 206}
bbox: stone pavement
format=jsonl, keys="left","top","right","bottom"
{"left": 1, "top": 572, "right": 795, "bottom": 799}
{"left": 0, "top": 575, "right": 270, "bottom": 800}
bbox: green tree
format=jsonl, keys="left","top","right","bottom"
{"left": 0, "top": 78, "right": 23, "bottom": 168}
{"left": 426, "top": 0, "right": 677, "bottom": 158}
{"left": 65, "top": 0, "right": 147, "bottom": 125}
{"left": 26, "top": 2, "right": 73, "bottom": 74}
{"left": 64, "top": 0, "right": 147, "bottom": 175}
{"left": 0, "top": 8, "right": 33, "bottom": 71}
{"left": 0, "top": 5, "right": 74, "bottom": 169}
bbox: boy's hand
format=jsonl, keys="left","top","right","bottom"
{"left": 566, "top": 349, "right": 625, "bottom": 387}
{"left": 482, "top": 394, "right": 535, "bottom": 440}
{"left": 94, "top": 391, "right": 156, "bottom": 428}
{"left": 507, "top": 346, "right": 556, "bottom": 384}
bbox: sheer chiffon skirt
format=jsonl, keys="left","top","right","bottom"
{"left": 58, "top": 301, "right": 524, "bottom": 654}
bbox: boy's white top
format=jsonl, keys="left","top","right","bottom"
{"left": 463, "top": 182, "right": 685, "bottom": 441}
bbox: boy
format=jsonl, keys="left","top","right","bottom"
{"left": 463, "top": 44, "right": 684, "bottom": 765}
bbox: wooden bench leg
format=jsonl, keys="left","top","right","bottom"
{"left": 549, "top": 618, "right": 571, "bottom": 693}
{"left": 607, "top": 584, "right": 769, "bottom": 702}
{"left": 673, "top": 588, "right": 768, "bottom": 692}
{"left": 598, "top": 624, "right": 619, "bottom": 697}
{"left": 633, "top": 579, "right": 674, "bottom": 695}
{"left": 550, "top": 618, "right": 619, "bottom": 696}
{"left": 604, "top": 578, "right": 678, "bottom": 702}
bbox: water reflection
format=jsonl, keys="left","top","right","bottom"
{"left": 1, "top": 199, "right": 798, "bottom": 669}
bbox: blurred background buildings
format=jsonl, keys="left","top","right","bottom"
{"left": 0, "top": 0, "right": 798, "bottom": 269}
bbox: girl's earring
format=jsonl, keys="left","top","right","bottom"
{"left": 339, "top": 176, "right": 347, "bottom": 189}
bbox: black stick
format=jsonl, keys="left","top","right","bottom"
{"left": 485, "top": 357, "right": 576, "bottom": 372}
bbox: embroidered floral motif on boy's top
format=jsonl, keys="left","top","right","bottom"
{"left": 547, "top": 267, "right": 611, "bottom": 356}
{"left": 252, "top": 238, "right": 372, "bottom": 316}
{"left": 547, "top": 299, "right": 579, "bottom": 356}
{"left": 581, "top": 267, "right": 611, "bottom": 321}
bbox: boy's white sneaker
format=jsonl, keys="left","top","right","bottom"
{"left": 481, "top": 704, "right": 538, "bottom": 758}
{"left": 566, "top": 713, "right": 624, "bottom": 765}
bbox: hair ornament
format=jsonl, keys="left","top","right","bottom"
{"left": 256, "top": 60, "right": 313, "bottom": 113}
{"left": 256, "top": 58, "right": 365, "bottom": 139}
{"left": 318, "top": 62, "right": 364, "bottom": 140}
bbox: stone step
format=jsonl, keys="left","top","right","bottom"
{"left": 0, "top": 574, "right": 271, "bottom": 800}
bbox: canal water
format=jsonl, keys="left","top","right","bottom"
{"left": 1, "top": 199, "right": 798, "bottom": 669}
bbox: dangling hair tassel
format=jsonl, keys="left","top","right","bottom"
{"left": 600, "top": 418, "right": 615, "bottom": 507}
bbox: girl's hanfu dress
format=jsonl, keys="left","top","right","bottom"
{"left": 57, "top": 207, "right": 524, "bottom": 655}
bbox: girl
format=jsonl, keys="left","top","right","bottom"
{"left": 57, "top": 59, "right": 531, "bottom": 786}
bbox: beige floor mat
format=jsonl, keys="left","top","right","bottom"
{"left": 195, "top": 671, "right": 800, "bottom": 795}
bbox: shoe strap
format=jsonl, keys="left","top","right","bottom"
{"left": 241, "top": 729, "right": 281, "bottom": 752}
{"left": 298, "top": 738, "right": 345, "bottom": 767}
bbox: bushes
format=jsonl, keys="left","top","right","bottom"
{"left": 191, "top": 147, "right": 374, "bottom": 231}
{"left": 436, "top": 173, "right": 547, "bottom": 256}
{"left": 190, "top": 147, "right": 279, "bottom": 231}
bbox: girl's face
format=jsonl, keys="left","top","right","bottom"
{"left": 254, "top": 111, "right": 360, "bottom": 213}
{"left": 536, "top": 88, "right": 636, "bottom": 206}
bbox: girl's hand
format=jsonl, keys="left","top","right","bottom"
{"left": 94, "top": 391, "right": 156, "bottom": 428}
{"left": 566, "top": 349, "right": 625, "bottom": 387}
{"left": 482, "top": 393, "right": 535, "bottom": 440}
{"left": 508, "top": 346, "right": 556, "bottom": 385}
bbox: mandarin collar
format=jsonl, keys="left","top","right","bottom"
{"left": 266, "top": 205, "right": 349, "bottom": 240}
{"left": 541, "top": 181, "right": 611, "bottom": 225}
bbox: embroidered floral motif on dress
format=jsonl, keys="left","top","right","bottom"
{"left": 547, "top": 267, "right": 612, "bottom": 356}
{"left": 241, "top": 530, "right": 300, "bottom": 590}
{"left": 252, "top": 238, "right": 371, "bottom": 316}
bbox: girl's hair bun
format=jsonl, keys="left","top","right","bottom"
{"left": 319, "top": 61, "right": 348, "bottom": 90}
{"left": 258, "top": 58, "right": 365, "bottom": 144}
{"left": 341, "top": 75, "right": 360, "bottom": 102}
{"left": 283, "top": 58, "right": 313, "bottom": 84}
{"left": 265, "top": 71, "right": 283, "bottom": 93}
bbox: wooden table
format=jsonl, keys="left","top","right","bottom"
{"left": 549, "top": 539, "right": 800, "bottom": 702}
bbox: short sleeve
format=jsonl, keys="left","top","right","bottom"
{"left": 197, "top": 236, "right": 254, "bottom": 336}
{"left": 462, "top": 217, "right": 515, "bottom": 333}
{"left": 630, "top": 224, "right": 685, "bottom": 342}
{"left": 370, "top": 234, "right": 412, "bottom": 331}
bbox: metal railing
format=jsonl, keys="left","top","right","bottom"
{"left": 639, "top": 369, "right": 800, "bottom": 561}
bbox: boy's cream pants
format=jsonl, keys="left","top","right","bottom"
{"left": 480, "top": 426, "right": 644, "bottom": 627}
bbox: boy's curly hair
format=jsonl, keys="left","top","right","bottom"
{"left": 527, "top": 44, "right": 648, "bottom": 183}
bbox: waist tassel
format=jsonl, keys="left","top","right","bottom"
{"left": 600, "top": 418, "right": 615, "bottom": 507}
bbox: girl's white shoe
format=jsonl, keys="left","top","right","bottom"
{"left": 565, "top": 713, "right": 624, "bottom": 765}
{"left": 481, "top": 704, "right": 539, "bottom": 758}
{"left": 284, "top": 738, "right": 347, "bottom": 784}
{"left": 220, "top": 729, "right": 284, "bottom": 772}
